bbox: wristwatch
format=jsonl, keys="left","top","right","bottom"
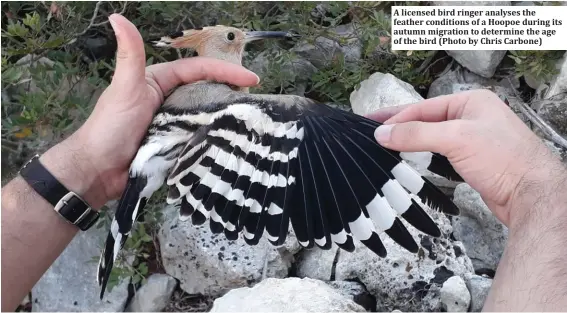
{"left": 18, "top": 154, "right": 100, "bottom": 231}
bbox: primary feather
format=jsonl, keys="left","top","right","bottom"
{"left": 96, "top": 25, "right": 463, "bottom": 299}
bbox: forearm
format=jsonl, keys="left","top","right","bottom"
{"left": 1, "top": 139, "right": 107, "bottom": 311}
{"left": 483, "top": 157, "right": 567, "bottom": 311}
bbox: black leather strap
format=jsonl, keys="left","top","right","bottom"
{"left": 18, "top": 154, "right": 99, "bottom": 231}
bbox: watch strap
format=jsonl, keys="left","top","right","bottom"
{"left": 18, "top": 154, "right": 100, "bottom": 231}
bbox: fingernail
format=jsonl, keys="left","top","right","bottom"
{"left": 254, "top": 73, "right": 261, "bottom": 85}
{"left": 374, "top": 124, "right": 393, "bottom": 144}
{"left": 109, "top": 16, "right": 120, "bottom": 36}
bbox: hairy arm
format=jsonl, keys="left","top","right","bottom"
{"left": 1, "top": 139, "right": 106, "bottom": 311}
{"left": 483, "top": 150, "right": 567, "bottom": 311}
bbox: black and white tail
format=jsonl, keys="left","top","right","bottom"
{"left": 97, "top": 176, "right": 147, "bottom": 299}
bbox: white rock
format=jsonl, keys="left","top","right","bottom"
{"left": 445, "top": 50, "right": 507, "bottom": 78}
{"left": 32, "top": 223, "right": 129, "bottom": 312}
{"left": 350, "top": 72, "right": 423, "bottom": 115}
{"left": 465, "top": 273, "right": 493, "bottom": 312}
{"left": 533, "top": 93, "right": 567, "bottom": 156}
{"left": 334, "top": 209, "right": 474, "bottom": 311}
{"left": 452, "top": 183, "right": 508, "bottom": 271}
{"left": 427, "top": 66, "right": 494, "bottom": 98}
{"left": 125, "top": 274, "right": 177, "bottom": 312}
{"left": 158, "top": 205, "right": 291, "bottom": 296}
{"left": 210, "top": 277, "right": 366, "bottom": 312}
{"left": 297, "top": 246, "right": 338, "bottom": 281}
{"left": 327, "top": 280, "right": 376, "bottom": 311}
{"left": 440, "top": 276, "right": 471, "bottom": 312}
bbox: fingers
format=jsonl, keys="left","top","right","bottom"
{"left": 374, "top": 120, "right": 465, "bottom": 155}
{"left": 363, "top": 104, "right": 411, "bottom": 123}
{"left": 384, "top": 92, "right": 471, "bottom": 125}
{"left": 108, "top": 14, "right": 146, "bottom": 90}
{"left": 146, "top": 57, "right": 261, "bottom": 96}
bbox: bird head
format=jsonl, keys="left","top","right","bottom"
{"left": 149, "top": 25, "right": 297, "bottom": 65}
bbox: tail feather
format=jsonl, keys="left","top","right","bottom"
{"left": 97, "top": 176, "right": 147, "bottom": 299}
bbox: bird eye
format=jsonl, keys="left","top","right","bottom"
{"left": 227, "top": 32, "right": 235, "bottom": 41}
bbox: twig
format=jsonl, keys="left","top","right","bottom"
{"left": 72, "top": 1, "right": 128, "bottom": 39}
{"left": 507, "top": 77, "right": 567, "bottom": 149}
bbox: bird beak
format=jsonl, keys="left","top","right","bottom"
{"left": 244, "top": 31, "right": 298, "bottom": 42}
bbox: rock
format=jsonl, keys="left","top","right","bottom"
{"left": 334, "top": 208, "right": 474, "bottom": 312}
{"left": 350, "top": 72, "right": 423, "bottom": 115}
{"left": 327, "top": 280, "right": 376, "bottom": 311}
{"left": 536, "top": 92, "right": 567, "bottom": 138}
{"left": 297, "top": 246, "right": 338, "bottom": 280}
{"left": 125, "top": 274, "right": 177, "bottom": 312}
{"left": 465, "top": 273, "right": 492, "bottom": 312}
{"left": 427, "top": 66, "right": 493, "bottom": 98}
{"left": 310, "top": 3, "right": 330, "bottom": 21}
{"left": 440, "top": 276, "right": 471, "bottom": 312}
{"left": 292, "top": 23, "right": 362, "bottom": 69}
{"left": 444, "top": 50, "right": 507, "bottom": 78}
{"left": 209, "top": 277, "right": 366, "bottom": 312}
{"left": 158, "top": 205, "right": 291, "bottom": 296}
{"left": 32, "top": 223, "right": 129, "bottom": 312}
{"left": 452, "top": 183, "right": 508, "bottom": 271}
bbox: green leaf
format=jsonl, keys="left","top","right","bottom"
{"left": 6, "top": 22, "right": 29, "bottom": 37}
{"left": 22, "top": 12, "right": 41, "bottom": 33}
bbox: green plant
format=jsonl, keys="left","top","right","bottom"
{"left": 508, "top": 50, "right": 565, "bottom": 84}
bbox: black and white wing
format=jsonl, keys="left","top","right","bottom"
{"left": 165, "top": 98, "right": 462, "bottom": 257}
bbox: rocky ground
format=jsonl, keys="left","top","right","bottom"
{"left": 9, "top": 1, "right": 567, "bottom": 312}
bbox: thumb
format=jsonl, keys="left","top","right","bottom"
{"left": 374, "top": 120, "right": 463, "bottom": 155}
{"left": 108, "top": 14, "right": 146, "bottom": 90}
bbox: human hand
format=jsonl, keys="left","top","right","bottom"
{"left": 366, "top": 89, "right": 567, "bottom": 227}
{"left": 39, "top": 14, "right": 260, "bottom": 209}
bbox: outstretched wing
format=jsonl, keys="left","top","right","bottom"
{"left": 164, "top": 98, "right": 461, "bottom": 257}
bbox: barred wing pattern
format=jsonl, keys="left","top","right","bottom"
{"left": 165, "top": 100, "right": 460, "bottom": 256}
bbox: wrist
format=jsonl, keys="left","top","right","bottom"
{"left": 508, "top": 151, "right": 567, "bottom": 230}
{"left": 38, "top": 135, "right": 109, "bottom": 210}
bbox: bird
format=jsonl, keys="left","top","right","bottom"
{"left": 96, "top": 25, "right": 464, "bottom": 299}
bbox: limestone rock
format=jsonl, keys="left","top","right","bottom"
{"left": 32, "top": 224, "right": 129, "bottom": 312}
{"left": 334, "top": 208, "right": 474, "bottom": 312}
{"left": 427, "top": 66, "right": 494, "bottom": 98}
{"left": 158, "top": 205, "right": 291, "bottom": 296}
{"left": 327, "top": 280, "right": 376, "bottom": 311}
{"left": 452, "top": 183, "right": 508, "bottom": 271}
{"left": 440, "top": 276, "right": 471, "bottom": 312}
{"left": 297, "top": 246, "right": 338, "bottom": 281}
{"left": 536, "top": 92, "right": 567, "bottom": 138}
{"left": 545, "top": 52, "right": 567, "bottom": 99}
{"left": 444, "top": 50, "right": 507, "bottom": 78}
{"left": 209, "top": 277, "right": 366, "bottom": 312}
{"left": 350, "top": 72, "right": 423, "bottom": 115}
{"left": 125, "top": 274, "right": 177, "bottom": 312}
{"left": 465, "top": 273, "right": 493, "bottom": 312}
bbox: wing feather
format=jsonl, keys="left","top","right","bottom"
{"left": 164, "top": 98, "right": 460, "bottom": 259}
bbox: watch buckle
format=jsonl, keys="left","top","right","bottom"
{"left": 54, "top": 191, "right": 93, "bottom": 225}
